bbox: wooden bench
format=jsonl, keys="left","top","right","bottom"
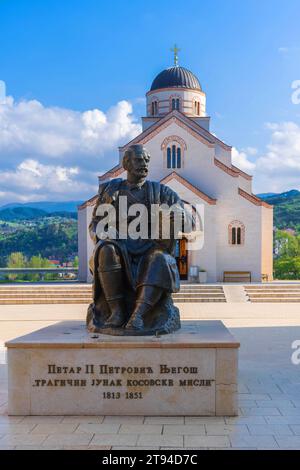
{"left": 223, "top": 271, "right": 251, "bottom": 283}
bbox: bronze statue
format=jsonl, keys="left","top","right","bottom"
{"left": 86, "top": 144, "right": 191, "bottom": 336}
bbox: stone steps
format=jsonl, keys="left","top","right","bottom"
{"left": 245, "top": 286, "right": 300, "bottom": 292}
{"left": 0, "top": 298, "right": 91, "bottom": 304}
{"left": 246, "top": 288, "right": 300, "bottom": 292}
{"left": 0, "top": 294, "right": 91, "bottom": 299}
{"left": 250, "top": 298, "right": 300, "bottom": 303}
{"left": 0, "top": 296, "right": 226, "bottom": 304}
{"left": 174, "top": 298, "right": 226, "bottom": 303}
{"left": 178, "top": 289, "right": 224, "bottom": 292}
{"left": 0, "top": 293, "right": 225, "bottom": 298}
{"left": 0, "top": 286, "right": 223, "bottom": 290}
{"left": 249, "top": 292, "right": 300, "bottom": 299}
{"left": 245, "top": 284, "right": 300, "bottom": 303}
{"left": 0, "top": 284, "right": 226, "bottom": 304}
{"left": 0, "top": 288, "right": 223, "bottom": 293}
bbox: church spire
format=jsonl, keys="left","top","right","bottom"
{"left": 171, "top": 44, "right": 180, "bottom": 67}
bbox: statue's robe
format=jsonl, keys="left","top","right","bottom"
{"left": 87, "top": 178, "right": 190, "bottom": 332}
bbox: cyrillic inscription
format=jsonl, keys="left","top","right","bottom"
{"left": 32, "top": 363, "right": 214, "bottom": 399}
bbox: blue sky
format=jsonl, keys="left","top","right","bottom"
{"left": 0, "top": 0, "right": 300, "bottom": 203}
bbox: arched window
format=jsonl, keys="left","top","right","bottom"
{"left": 161, "top": 135, "right": 187, "bottom": 170}
{"left": 166, "top": 144, "right": 182, "bottom": 169}
{"left": 228, "top": 221, "right": 245, "bottom": 245}
{"left": 171, "top": 97, "right": 180, "bottom": 111}
{"left": 167, "top": 147, "right": 171, "bottom": 168}
{"left": 177, "top": 147, "right": 181, "bottom": 168}
{"left": 171, "top": 145, "right": 176, "bottom": 168}
{"left": 192, "top": 98, "right": 201, "bottom": 116}
{"left": 237, "top": 227, "right": 241, "bottom": 244}
{"left": 151, "top": 101, "right": 158, "bottom": 116}
{"left": 194, "top": 101, "right": 200, "bottom": 115}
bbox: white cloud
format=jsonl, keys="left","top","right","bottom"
{"left": 243, "top": 146, "right": 257, "bottom": 156}
{"left": 0, "top": 159, "right": 94, "bottom": 202}
{"left": 0, "top": 96, "right": 142, "bottom": 204}
{"left": 252, "top": 121, "right": 300, "bottom": 192}
{"left": 0, "top": 80, "right": 6, "bottom": 104}
{"left": 262, "top": 122, "right": 300, "bottom": 171}
{"left": 233, "top": 121, "right": 300, "bottom": 193}
{"left": 0, "top": 97, "right": 141, "bottom": 158}
{"left": 232, "top": 147, "right": 256, "bottom": 172}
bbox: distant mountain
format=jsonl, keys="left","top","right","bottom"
{"left": 0, "top": 207, "right": 78, "bottom": 221}
{"left": 258, "top": 189, "right": 300, "bottom": 229}
{"left": 256, "top": 192, "right": 278, "bottom": 198}
{"left": 0, "top": 201, "right": 83, "bottom": 213}
{"left": 258, "top": 190, "right": 300, "bottom": 204}
{"left": 0, "top": 207, "right": 47, "bottom": 221}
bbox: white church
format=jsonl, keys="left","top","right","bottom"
{"left": 78, "top": 54, "right": 273, "bottom": 283}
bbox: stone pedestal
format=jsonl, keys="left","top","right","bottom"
{"left": 6, "top": 320, "right": 239, "bottom": 416}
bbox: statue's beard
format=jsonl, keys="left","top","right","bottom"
{"left": 133, "top": 167, "right": 148, "bottom": 178}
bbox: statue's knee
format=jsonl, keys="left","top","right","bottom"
{"left": 98, "top": 244, "right": 120, "bottom": 268}
{"left": 150, "top": 249, "right": 165, "bottom": 264}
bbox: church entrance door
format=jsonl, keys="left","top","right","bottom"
{"left": 175, "top": 238, "right": 188, "bottom": 280}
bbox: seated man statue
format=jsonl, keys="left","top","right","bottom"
{"left": 86, "top": 144, "right": 192, "bottom": 336}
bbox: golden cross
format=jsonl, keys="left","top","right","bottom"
{"left": 171, "top": 44, "right": 180, "bottom": 66}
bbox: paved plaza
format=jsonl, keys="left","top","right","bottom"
{"left": 1, "top": 302, "right": 300, "bottom": 449}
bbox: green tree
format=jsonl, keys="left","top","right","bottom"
{"left": 275, "top": 230, "right": 300, "bottom": 258}
{"left": 7, "top": 252, "right": 27, "bottom": 268}
{"left": 274, "top": 257, "right": 300, "bottom": 280}
{"left": 28, "top": 254, "right": 52, "bottom": 269}
{"left": 26, "top": 254, "right": 52, "bottom": 281}
{"left": 6, "top": 252, "right": 27, "bottom": 281}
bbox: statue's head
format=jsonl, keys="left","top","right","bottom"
{"left": 122, "top": 144, "right": 150, "bottom": 181}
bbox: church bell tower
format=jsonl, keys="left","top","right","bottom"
{"left": 142, "top": 45, "right": 207, "bottom": 131}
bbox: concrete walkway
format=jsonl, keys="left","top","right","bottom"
{"left": 1, "top": 302, "right": 300, "bottom": 449}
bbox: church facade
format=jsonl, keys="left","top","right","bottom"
{"left": 78, "top": 62, "right": 273, "bottom": 283}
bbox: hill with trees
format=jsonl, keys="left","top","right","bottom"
{"left": 259, "top": 189, "right": 300, "bottom": 230}
{"left": 0, "top": 212, "right": 77, "bottom": 267}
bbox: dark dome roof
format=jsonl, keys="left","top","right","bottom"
{"left": 150, "top": 66, "right": 201, "bottom": 92}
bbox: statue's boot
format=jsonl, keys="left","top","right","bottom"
{"left": 105, "top": 299, "right": 127, "bottom": 328}
{"left": 98, "top": 245, "right": 127, "bottom": 328}
{"left": 98, "top": 267, "right": 127, "bottom": 327}
{"left": 126, "top": 285, "right": 162, "bottom": 331}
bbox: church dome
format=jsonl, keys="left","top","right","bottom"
{"left": 150, "top": 66, "right": 201, "bottom": 92}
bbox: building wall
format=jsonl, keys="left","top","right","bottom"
{"left": 142, "top": 115, "right": 210, "bottom": 132}
{"left": 215, "top": 194, "right": 263, "bottom": 282}
{"left": 189, "top": 116, "right": 210, "bottom": 131}
{"left": 261, "top": 205, "right": 274, "bottom": 280}
{"left": 146, "top": 89, "right": 206, "bottom": 118}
